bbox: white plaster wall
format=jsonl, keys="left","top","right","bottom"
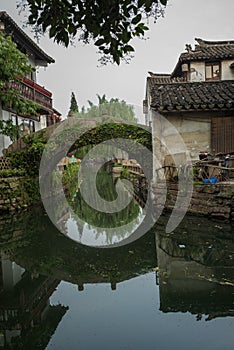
{"left": 27, "top": 55, "right": 37, "bottom": 81}
{"left": 28, "top": 55, "right": 36, "bottom": 68}
{"left": 189, "top": 60, "right": 234, "bottom": 81}
{"left": 221, "top": 60, "right": 234, "bottom": 80}
{"left": 151, "top": 111, "right": 192, "bottom": 181}
{"left": 40, "top": 115, "right": 48, "bottom": 129}
{"left": 167, "top": 115, "right": 211, "bottom": 159}
{"left": 190, "top": 62, "right": 205, "bottom": 82}
{"left": 145, "top": 83, "right": 152, "bottom": 126}
{"left": 151, "top": 111, "right": 211, "bottom": 180}
{"left": 34, "top": 119, "right": 43, "bottom": 132}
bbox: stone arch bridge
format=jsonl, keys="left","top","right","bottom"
{"left": 6, "top": 117, "right": 152, "bottom": 159}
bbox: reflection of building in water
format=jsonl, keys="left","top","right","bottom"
{"left": 155, "top": 232, "right": 234, "bottom": 321}
{"left": 0, "top": 253, "right": 68, "bottom": 349}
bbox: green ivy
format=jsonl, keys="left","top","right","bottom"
{"left": 62, "top": 162, "right": 80, "bottom": 197}
{"left": 8, "top": 131, "right": 46, "bottom": 177}
{"left": 0, "top": 169, "right": 25, "bottom": 178}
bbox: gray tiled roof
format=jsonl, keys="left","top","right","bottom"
{"left": 147, "top": 73, "right": 185, "bottom": 83}
{"left": 171, "top": 38, "right": 234, "bottom": 77}
{"left": 180, "top": 38, "right": 234, "bottom": 62}
{"left": 0, "top": 11, "right": 54, "bottom": 63}
{"left": 148, "top": 79, "right": 234, "bottom": 112}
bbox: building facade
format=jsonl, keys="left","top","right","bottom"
{"left": 0, "top": 11, "right": 61, "bottom": 155}
{"left": 144, "top": 38, "right": 234, "bottom": 174}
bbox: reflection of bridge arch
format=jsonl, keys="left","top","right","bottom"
{"left": 0, "top": 205, "right": 156, "bottom": 290}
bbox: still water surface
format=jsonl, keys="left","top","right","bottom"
{"left": 0, "top": 173, "right": 234, "bottom": 349}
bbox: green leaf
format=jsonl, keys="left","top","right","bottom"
{"left": 132, "top": 14, "right": 142, "bottom": 25}
{"left": 63, "top": 32, "right": 69, "bottom": 47}
{"left": 122, "top": 30, "right": 131, "bottom": 43}
{"left": 124, "top": 45, "right": 134, "bottom": 52}
{"left": 138, "top": 0, "right": 146, "bottom": 7}
{"left": 138, "top": 23, "right": 149, "bottom": 31}
{"left": 94, "top": 38, "right": 105, "bottom": 46}
{"left": 49, "top": 26, "right": 57, "bottom": 38}
{"left": 18, "top": 0, "right": 166, "bottom": 64}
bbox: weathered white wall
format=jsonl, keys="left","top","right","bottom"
{"left": 27, "top": 54, "right": 37, "bottom": 81}
{"left": 222, "top": 60, "right": 234, "bottom": 80}
{"left": 152, "top": 111, "right": 211, "bottom": 159}
{"left": 144, "top": 84, "right": 152, "bottom": 126}
{"left": 34, "top": 118, "right": 43, "bottom": 132}
{"left": 189, "top": 60, "right": 234, "bottom": 81}
{"left": 190, "top": 62, "right": 204, "bottom": 82}
{"left": 40, "top": 115, "right": 48, "bottom": 129}
{"left": 165, "top": 114, "right": 211, "bottom": 159}
{"left": 151, "top": 110, "right": 211, "bottom": 181}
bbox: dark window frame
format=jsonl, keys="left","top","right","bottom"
{"left": 205, "top": 62, "right": 221, "bottom": 81}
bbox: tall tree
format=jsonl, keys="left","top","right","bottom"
{"left": 0, "top": 32, "right": 38, "bottom": 138}
{"left": 19, "top": 0, "right": 168, "bottom": 64}
{"left": 68, "top": 91, "right": 79, "bottom": 116}
{"left": 77, "top": 95, "right": 136, "bottom": 122}
{"left": 97, "top": 94, "right": 107, "bottom": 105}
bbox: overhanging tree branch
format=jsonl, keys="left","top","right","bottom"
{"left": 17, "top": 0, "right": 168, "bottom": 64}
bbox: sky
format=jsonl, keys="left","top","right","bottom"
{"left": 1, "top": 0, "right": 234, "bottom": 121}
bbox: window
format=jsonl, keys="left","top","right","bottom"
{"left": 18, "top": 117, "right": 35, "bottom": 135}
{"left": 205, "top": 63, "right": 220, "bottom": 81}
{"left": 10, "top": 114, "right": 18, "bottom": 126}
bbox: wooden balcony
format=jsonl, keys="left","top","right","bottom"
{"left": 9, "top": 77, "right": 53, "bottom": 114}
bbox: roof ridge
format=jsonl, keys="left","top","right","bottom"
{"left": 150, "top": 79, "right": 234, "bottom": 85}
{"left": 195, "top": 37, "right": 234, "bottom": 46}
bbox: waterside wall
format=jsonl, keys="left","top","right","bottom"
{"left": 152, "top": 182, "right": 234, "bottom": 221}
{"left": 0, "top": 177, "right": 39, "bottom": 212}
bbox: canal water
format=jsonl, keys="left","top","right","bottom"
{"left": 0, "top": 172, "right": 234, "bottom": 349}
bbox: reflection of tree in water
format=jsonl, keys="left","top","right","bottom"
{"left": 70, "top": 170, "right": 141, "bottom": 244}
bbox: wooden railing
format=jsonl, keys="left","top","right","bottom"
{"left": 9, "top": 77, "right": 53, "bottom": 111}
{"left": 155, "top": 163, "right": 234, "bottom": 183}
{"left": 122, "top": 162, "right": 145, "bottom": 177}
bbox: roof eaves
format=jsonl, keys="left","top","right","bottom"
{"left": 171, "top": 56, "right": 184, "bottom": 78}
{"left": 0, "top": 11, "right": 55, "bottom": 64}
{"left": 149, "top": 80, "right": 234, "bottom": 113}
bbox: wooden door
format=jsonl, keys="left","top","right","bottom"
{"left": 211, "top": 116, "right": 234, "bottom": 154}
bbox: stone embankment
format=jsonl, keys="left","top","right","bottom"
{"left": 152, "top": 182, "right": 234, "bottom": 221}
{"left": 0, "top": 176, "right": 39, "bottom": 212}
